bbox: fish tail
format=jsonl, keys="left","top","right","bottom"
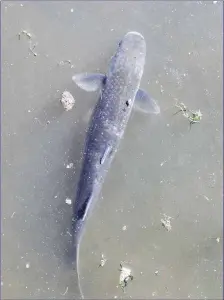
{"left": 74, "top": 242, "right": 84, "bottom": 299}
{"left": 71, "top": 218, "right": 85, "bottom": 299}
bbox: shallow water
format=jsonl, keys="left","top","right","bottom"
{"left": 2, "top": 1, "right": 223, "bottom": 299}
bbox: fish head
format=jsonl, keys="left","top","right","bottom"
{"left": 119, "top": 31, "right": 146, "bottom": 53}
{"left": 114, "top": 31, "right": 146, "bottom": 78}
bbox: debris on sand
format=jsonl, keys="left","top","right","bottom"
{"left": 66, "top": 163, "right": 74, "bottom": 169}
{"left": 18, "top": 30, "right": 32, "bottom": 40}
{"left": 18, "top": 30, "right": 38, "bottom": 57}
{"left": 122, "top": 225, "right": 127, "bottom": 231}
{"left": 203, "top": 195, "right": 211, "bottom": 202}
{"left": 29, "top": 44, "right": 37, "bottom": 57}
{"left": 65, "top": 198, "right": 72, "bottom": 205}
{"left": 58, "top": 60, "right": 71, "bottom": 66}
{"left": 216, "top": 237, "right": 220, "bottom": 243}
{"left": 173, "top": 102, "right": 188, "bottom": 117}
{"left": 188, "top": 109, "right": 202, "bottom": 125}
{"left": 58, "top": 60, "right": 74, "bottom": 68}
{"left": 61, "top": 286, "right": 68, "bottom": 296}
{"left": 173, "top": 101, "right": 202, "bottom": 128}
{"left": 99, "top": 254, "right": 107, "bottom": 267}
{"left": 60, "top": 91, "right": 75, "bottom": 111}
{"left": 11, "top": 212, "right": 16, "bottom": 218}
{"left": 161, "top": 214, "right": 172, "bottom": 231}
{"left": 119, "top": 263, "right": 133, "bottom": 292}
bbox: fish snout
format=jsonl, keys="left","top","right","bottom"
{"left": 125, "top": 31, "right": 145, "bottom": 41}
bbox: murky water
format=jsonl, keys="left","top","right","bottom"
{"left": 2, "top": 1, "right": 223, "bottom": 299}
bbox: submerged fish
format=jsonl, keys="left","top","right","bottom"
{"left": 72, "top": 31, "right": 160, "bottom": 297}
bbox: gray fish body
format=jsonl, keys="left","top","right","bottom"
{"left": 72, "top": 32, "right": 146, "bottom": 244}
{"left": 72, "top": 32, "right": 161, "bottom": 298}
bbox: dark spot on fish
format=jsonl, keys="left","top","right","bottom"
{"left": 126, "top": 100, "right": 130, "bottom": 107}
{"left": 102, "top": 76, "right": 107, "bottom": 85}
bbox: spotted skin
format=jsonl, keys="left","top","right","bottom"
{"left": 72, "top": 33, "right": 146, "bottom": 286}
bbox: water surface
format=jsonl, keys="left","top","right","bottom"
{"left": 2, "top": 1, "right": 223, "bottom": 299}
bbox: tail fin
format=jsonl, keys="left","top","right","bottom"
{"left": 72, "top": 218, "right": 85, "bottom": 299}
{"left": 73, "top": 242, "right": 84, "bottom": 299}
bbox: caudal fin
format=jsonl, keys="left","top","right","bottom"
{"left": 73, "top": 242, "right": 84, "bottom": 299}
{"left": 71, "top": 218, "right": 85, "bottom": 299}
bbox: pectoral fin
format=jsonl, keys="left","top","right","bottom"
{"left": 134, "top": 89, "right": 160, "bottom": 114}
{"left": 72, "top": 73, "right": 106, "bottom": 92}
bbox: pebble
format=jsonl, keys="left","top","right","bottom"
{"left": 65, "top": 198, "right": 72, "bottom": 205}
{"left": 26, "top": 262, "right": 30, "bottom": 269}
{"left": 60, "top": 91, "right": 75, "bottom": 111}
{"left": 122, "top": 225, "right": 127, "bottom": 231}
{"left": 66, "top": 163, "right": 74, "bottom": 169}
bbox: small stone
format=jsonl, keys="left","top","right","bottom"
{"left": 60, "top": 91, "right": 75, "bottom": 111}
{"left": 11, "top": 212, "right": 16, "bottom": 218}
{"left": 161, "top": 214, "right": 172, "bottom": 231}
{"left": 122, "top": 225, "right": 127, "bottom": 231}
{"left": 66, "top": 163, "right": 74, "bottom": 169}
{"left": 119, "top": 264, "right": 133, "bottom": 288}
{"left": 99, "top": 254, "right": 107, "bottom": 267}
{"left": 25, "top": 262, "right": 30, "bottom": 269}
{"left": 203, "top": 195, "right": 210, "bottom": 201}
{"left": 65, "top": 198, "right": 72, "bottom": 205}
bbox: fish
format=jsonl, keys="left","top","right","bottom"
{"left": 71, "top": 31, "right": 160, "bottom": 298}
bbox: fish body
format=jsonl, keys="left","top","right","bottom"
{"left": 71, "top": 31, "right": 160, "bottom": 298}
